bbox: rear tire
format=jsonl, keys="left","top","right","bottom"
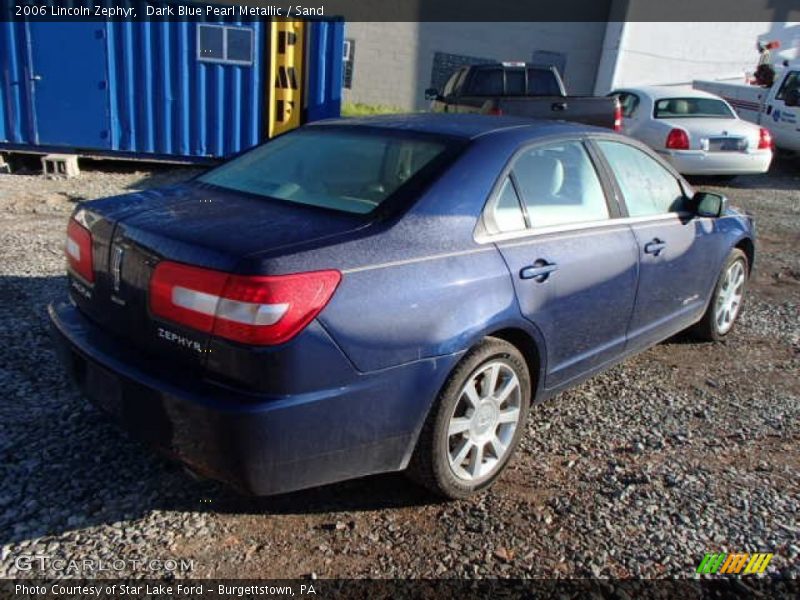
{"left": 406, "top": 337, "right": 531, "bottom": 499}
{"left": 690, "top": 248, "right": 749, "bottom": 341}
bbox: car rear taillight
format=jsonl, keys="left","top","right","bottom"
{"left": 486, "top": 106, "right": 504, "bottom": 116}
{"left": 757, "top": 127, "right": 773, "bottom": 150}
{"left": 665, "top": 128, "right": 690, "bottom": 150}
{"left": 149, "top": 261, "right": 341, "bottom": 346}
{"left": 66, "top": 218, "right": 94, "bottom": 283}
{"left": 613, "top": 101, "right": 623, "bottom": 132}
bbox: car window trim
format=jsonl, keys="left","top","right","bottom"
{"left": 484, "top": 211, "right": 701, "bottom": 246}
{"left": 506, "top": 172, "right": 532, "bottom": 228}
{"left": 476, "top": 134, "right": 621, "bottom": 241}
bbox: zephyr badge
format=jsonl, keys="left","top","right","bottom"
{"left": 112, "top": 245, "right": 124, "bottom": 292}
{"left": 110, "top": 245, "right": 126, "bottom": 305}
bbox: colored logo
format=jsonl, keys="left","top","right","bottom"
{"left": 696, "top": 552, "right": 773, "bottom": 575}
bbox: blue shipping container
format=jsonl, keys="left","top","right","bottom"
{"left": 0, "top": 11, "right": 343, "bottom": 161}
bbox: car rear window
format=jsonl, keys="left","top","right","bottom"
{"left": 505, "top": 69, "right": 526, "bottom": 95}
{"left": 469, "top": 69, "right": 504, "bottom": 96}
{"left": 198, "top": 128, "right": 456, "bottom": 215}
{"left": 654, "top": 97, "right": 734, "bottom": 119}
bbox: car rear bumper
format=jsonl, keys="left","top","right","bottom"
{"left": 660, "top": 149, "right": 772, "bottom": 175}
{"left": 49, "top": 301, "right": 454, "bottom": 495}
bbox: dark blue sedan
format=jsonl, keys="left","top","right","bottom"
{"left": 50, "top": 115, "right": 755, "bottom": 498}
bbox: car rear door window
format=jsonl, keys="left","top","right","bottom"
{"left": 597, "top": 141, "right": 687, "bottom": 217}
{"left": 511, "top": 141, "right": 610, "bottom": 228}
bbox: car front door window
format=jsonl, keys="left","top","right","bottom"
{"left": 776, "top": 71, "right": 799, "bottom": 101}
{"left": 596, "top": 141, "right": 686, "bottom": 217}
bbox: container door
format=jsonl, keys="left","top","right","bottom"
{"left": 28, "top": 22, "right": 110, "bottom": 149}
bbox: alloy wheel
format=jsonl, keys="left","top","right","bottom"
{"left": 715, "top": 259, "right": 746, "bottom": 334}
{"left": 446, "top": 360, "right": 522, "bottom": 482}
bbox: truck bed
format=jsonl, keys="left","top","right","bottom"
{"left": 477, "top": 96, "right": 619, "bottom": 130}
{"left": 428, "top": 63, "right": 621, "bottom": 131}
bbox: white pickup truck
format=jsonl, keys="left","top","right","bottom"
{"left": 694, "top": 67, "right": 800, "bottom": 154}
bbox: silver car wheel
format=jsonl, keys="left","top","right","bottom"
{"left": 447, "top": 360, "right": 522, "bottom": 482}
{"left": 715, "top": 259, "right": 746, "bottom": 335}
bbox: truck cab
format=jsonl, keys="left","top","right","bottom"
{"left": 764, "top": 68, "right": 800, "bottom": 153}
{"left": 694, "top": 66, "right": 800, "bottom": 154}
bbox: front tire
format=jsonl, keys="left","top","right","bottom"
{"left": 691, "top": 248, "right": 749, "bottom": 341}
{"left": 407, "top": 337, "right": 531, "bottom": 499}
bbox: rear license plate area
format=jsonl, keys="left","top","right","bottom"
{"left": 709, "top": 137, "right": 745, "bottom": 152}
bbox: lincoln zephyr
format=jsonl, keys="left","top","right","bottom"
{"left": 50, "top": 115, "right": 755, "bottom": 498}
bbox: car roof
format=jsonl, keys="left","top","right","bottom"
{"left": 308, "top": 113, "right": 596, "bottom": 140}
{"left": 616, "top": 85, "right": 725, "bottom": 101}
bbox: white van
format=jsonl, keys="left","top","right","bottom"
{"left": 695, "top": 67, "right": 800, "bottom": 154}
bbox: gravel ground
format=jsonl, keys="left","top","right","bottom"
{"left": 0, "top": 157, "right": 797, "bottom": 580}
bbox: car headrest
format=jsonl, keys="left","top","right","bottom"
{"left": 670, "top": 99, "right": 690, "bottom": 114}
{"left": 514, "top": 155, "right": 564, "bottom": 199}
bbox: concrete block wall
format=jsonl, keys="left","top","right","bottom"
{"left": 342, "top": 22, "right": 609, "bottom": 110}
{"left": 595, "top": 21, "right": 800, "bottom": 94}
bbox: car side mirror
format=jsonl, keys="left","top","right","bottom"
{"left": 784, "top": 88, "right": 799, "bottom": 107}
{"left": 425, "top": 88, "right": 441, "bottom": 101}
{"left": 692, "top": 191, "right": 728, "bottom": 218}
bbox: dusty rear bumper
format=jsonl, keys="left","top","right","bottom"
{"left": 49, "top": 301, "right": 452, "bottom": 495}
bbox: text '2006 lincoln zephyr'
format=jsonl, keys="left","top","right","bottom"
{"left": 50, "top": 115, "right": 755, "bottom": 499}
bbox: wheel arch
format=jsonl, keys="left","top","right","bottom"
{"left": 485, "top": 326, "right": 547, "bottom": 404}
{"left": 734, "top": 236, "right": 755, "bottom": 274}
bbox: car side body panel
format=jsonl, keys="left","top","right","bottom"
{"left": 624, "top": 214, "right": 719, "bottom": 350}
{"left": 496, "top": 224, "right": 639, "bottom": 389}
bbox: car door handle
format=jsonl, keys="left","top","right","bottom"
{"left": 520, "top": 262, "right": 558, "bottom": 282}
{"left": 551, "top": 101, "right": 567, "bottom": 112}
{"left": 644, "top": 239, "right": 667, "bottom": 256}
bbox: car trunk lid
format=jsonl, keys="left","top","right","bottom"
{"left": 70, "top": 182, "right": 365, "bottom": 369}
